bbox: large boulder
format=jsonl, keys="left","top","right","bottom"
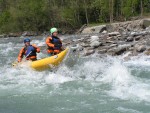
{"left": 140, "top": 19, "right": 150, "bottom": 29}
{"left": 106, "top": 24, "right": 115, "bottom": 32}
{"left": 82, "top": 25, "right": 106, "bottom": 34}
{"left": 90, "top": 36, "right": 101, "bottom": 48}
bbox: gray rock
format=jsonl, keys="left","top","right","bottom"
{"left": 135, "top": 36, "right": 141, "bottom": 41}
{"left": 140, "top": 19, "right": 150, "bottom": 29}
{"left": 81, "top": 43, "right": 90, "bottom": 47}
{"left": 126, "top": 24, "right": 132, "bottom": 31}
{"left": 82, "top": 25, "right": 106, "bottom": 34}
{"left": 0, "top": 34, "right": 7, "bottom": 38}
{"left": 126, "top": 36, "right": 133, "bottom": 42}
{"left": 77, "top": 38, "right": 84, "bottom": 42}
{"left": 106, "top": 40, "right": 116, "bottom": 44}
{"left": 84, "top": 49, "right": 95, "bottom": 56}
{"left": 135, "top": 44, "right": 146, "bottom": 52}
{"left": 78, "top": 46, "right": 84, "bottom": 51}
{"left": 8, "top": 33, "right": 21, "bottom": 37}
{"left": 108, "top": 32, "right": 120, "bottom": 36}
{"left": 144, "top": 48, "right": 150, "bottom": 55}
{"left": 128, "top": 47, "right": 134, "bottom": 51}
{"left": 107, "top": 44, "right": 131, "bottom": 55}
{"left": 107, "top": 37, "right": 113, "bottom": 40}
{"left": 140, "top": 31, "right": 148, "bottom": 35}
{"left": 22, "top": 31, "right": 38, "bottom": 36}
{"left": 130, "top": 32, "right": 138, "bottom": 36}
{"left": 90, "top": 36, "right": 99, "bottom": 42}
{"left": 114, "top": 47, "right": 127, "bottom": 55}
{"left": 109, "top": 44, "right": 118, "bottom": 48}
{"left": 146, "top": 26, "right": 150, "bottom": 31}
{"left": 106, "top": 24, "right": 114, "bottom": 32}
{"left": 146, "top": 40, "right": 150, "bottom": 46}
{"left": 90, "top": 41, "right": 101, "bottom": 48}
{"left": 102, "top": 30, "right": 107, "bottom": 34}
{"left": 98, "top": 49, "right": 107, "bottom": 54}
{"left": 89, "top": 35, "right": 101, "bottom": 48}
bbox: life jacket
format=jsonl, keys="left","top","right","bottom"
{"left": 18, "top": 44, "right": 40, "bottom": 62}
{"left": 48, "top": 36, "right": 62, "bottom": 50}
{"left": 24, "top": 45, "right": 36, "bottom": 58}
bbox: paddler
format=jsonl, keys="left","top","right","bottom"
{"left": 45, "top": 27, "right": 63, "bottom": 56}
{"left": 18, "top": 38, "right": 40, "bottom": 62}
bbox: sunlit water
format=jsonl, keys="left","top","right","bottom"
{"left": 0, "top": 36, "right": 150, "bottom": 113}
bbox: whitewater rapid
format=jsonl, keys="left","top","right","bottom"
{"left": 0, "top": 36, "right": 150, "bottom": 113}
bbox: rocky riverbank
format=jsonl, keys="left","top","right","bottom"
{"left": 0, "top": 31, "right": 41, "bottom": 38}
{"left": 63, "top": 18, "right": 150, "bottom": 59}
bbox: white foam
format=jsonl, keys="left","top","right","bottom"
{"left": 44, "top": 73, "right": 73, "bottom": 84}
{"left": 117, "top": 107, "right": 142, "bottom": 113}
{"left": 101, "top": 59, "right": 150, "bottom": 102}
{"left": 123, "top": 55, "right": 150, "bottom": 66}
{"left": 2, "top": 36, "right": 150, "bottom": 103}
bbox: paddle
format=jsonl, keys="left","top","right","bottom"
{"left": 12, "top": 51, "right": 32, "bottom": 67}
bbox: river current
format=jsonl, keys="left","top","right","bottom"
{"left": 0, "top": 36, "right": 150, "bottom": 113}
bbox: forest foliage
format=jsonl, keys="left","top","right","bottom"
{"left": 0, "top": 0, "right": 149, "bottom": 33}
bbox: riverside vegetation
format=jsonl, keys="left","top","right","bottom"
{"left": 0, "top": 0, "right": 150, "bottom": 58}
{"left": 0, "top": 0, "right": 150, "bottom": 34}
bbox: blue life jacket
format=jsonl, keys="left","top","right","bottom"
{"left": 51, "top": 36, "right": 62, "bottom": 50}
{"left": 24, "top": 45, "right": 36, "bottom": 57}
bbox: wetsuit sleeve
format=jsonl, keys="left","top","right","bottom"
{"left": 18, "top": 47, "right": 25, "bottom": 62}
{"left": 32, "top": 44, "right": 40, "bottom": 53}
{"left": 46, "top": 37, "right": 54, "bottom": 48}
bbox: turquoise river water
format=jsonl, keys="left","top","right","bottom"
{"left": 0, "top": 36, "right": 150, "bottom": 113}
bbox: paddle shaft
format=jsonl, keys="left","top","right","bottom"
{"left": 12, "top": 51, "right": 32, "bottom": 66}
{"left": 25, "top": 51, "right": 32, "bottom": 58}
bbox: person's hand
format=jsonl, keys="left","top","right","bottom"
{"left": 54, "top": 44, "right": 61, "bottom": 50}
{"left": 54, "top": 44, "right": 62, "bottom": 48}
{"left": 18, "top": 60, "right": 21, "bottom": 63}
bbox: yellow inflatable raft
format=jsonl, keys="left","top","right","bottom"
{"left": 31, "top": 48, "right": 69, "bottom": 71}
{"left": 12, "top": 48, "right": 69, "bottom": 71}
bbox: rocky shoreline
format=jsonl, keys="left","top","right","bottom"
{"left": 1, "top": 18, "right": 150, "bottom": 59}
{"left": 63, "top": 18, "right": 150, "bottom": 59}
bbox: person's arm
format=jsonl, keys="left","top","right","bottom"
{"left": 18, "top": 48, "right": 25, "bottom": 62}
{"left": 59, "top": 38, "right": 62, "bottom": 44}
{"left": 32, "top": 44, "right": 40, "bottom": 53}
{"left": 59, "top": 38, "right": 64, "bottom": 50}
{"left": 46, "top": 37, "right": 54, "bottom": 48}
